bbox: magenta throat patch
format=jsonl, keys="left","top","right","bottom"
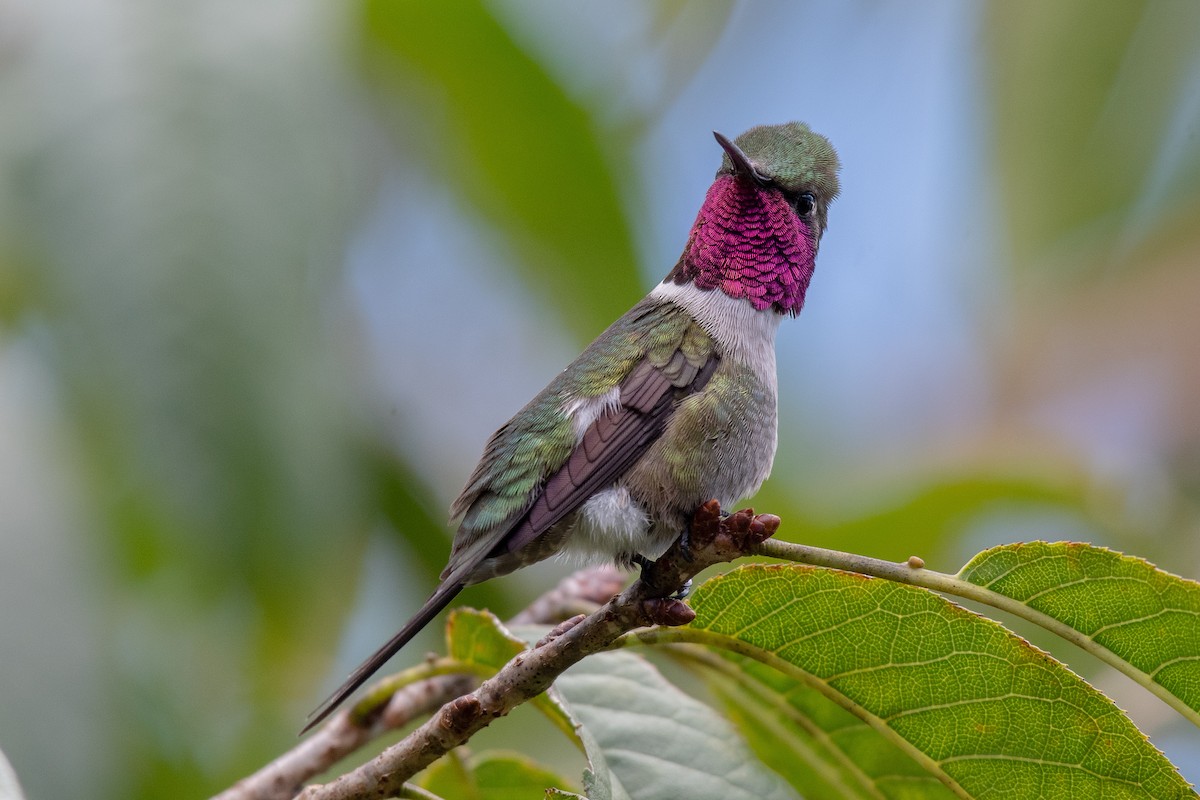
{"left": 675, "top": 175, "right": 816, "bottom": 315}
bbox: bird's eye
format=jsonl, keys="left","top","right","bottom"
{"left": 795, "top": 192, "right": 816, "bottom": 217}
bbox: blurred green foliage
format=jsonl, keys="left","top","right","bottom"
{"left": 987, "top": 0, "right": 1200, "bottom": 276}
{"left": 0, "top": 1, "right": 1197, "bottom": 798}
{"left": 360, "top": 0, "right": 644, "bottom": 339}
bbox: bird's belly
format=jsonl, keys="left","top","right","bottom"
{"left": 624, "top": 359, "right": 778, "bottom": 556}
{"left": 555, "top": 486, "right": 657, "bottom": 565}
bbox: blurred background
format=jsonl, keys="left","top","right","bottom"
{"left": 1, "top": 0, "right": 1198, "bottom": 797}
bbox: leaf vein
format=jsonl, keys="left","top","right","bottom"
{"left": 938, "top": 753, "right": 1152, "bottom": 790}
{"left": 1089, "top": 606, "right": 1200, "bottom": 638}
{"left": 1149, "top": 653, "right": 1200, "bottom": 678}
{"left": 827, "top": 649, "right": 1014, "bottom": 681}
{"left": 883, "top": 691, "right": 1101, "bottom": 723}
{"left": 1023, "top": 574, "right": 1149, "bottom": 604}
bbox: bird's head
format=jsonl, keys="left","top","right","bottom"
{"left": 668, "top": 122, "right": 840, "bottom": 316}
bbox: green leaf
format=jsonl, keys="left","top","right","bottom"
{"left": 574, "top": 718, "right": 628, "bottom": 800}
{"left": 416, "top": 751, "right": 578, "bottom": 800}
{"left": 359, "top": 0, "right": 643, "bottom": 341}
{"left": 446, "top": 608, "right": 525, "bottom": 667}
{"left": 686, "top": 649, "right": 958, "bottom": 800}
{"left": 958, "top": 542, "right": 1200, "bottom": 725}
{"left": 682, "top": 565, "right": 1196, "bottom": 799}
{"left": 445, "top": 608, "right": 577, "bottom": 740}
{"left": 554, "top": 649, "right": 800, "bottom": 800}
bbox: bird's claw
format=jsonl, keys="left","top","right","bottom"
{"left": 678, "top": 529, "right": 694, "bottom": 562}
{"left": 633, "top": 553, "right": 691, "bottom": 600}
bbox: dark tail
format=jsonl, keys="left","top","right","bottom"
{"left": 300, "top": 579, "right": 465, "bottom": 735}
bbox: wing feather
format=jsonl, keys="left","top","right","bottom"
{"left": 443, "top": 298, "right": 718, "bottom": 579}
{"left": 500, "top": 351, "right": 717, "bottom": 555}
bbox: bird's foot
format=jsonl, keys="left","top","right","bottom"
{"left": 678, "top": 528, "right": 693, "bottom": 562}
{"left": 632, "top": 501, "right": 782, "bottom": 600}
{"left": 632, "top": 553, "right": 691, "bottom": 599}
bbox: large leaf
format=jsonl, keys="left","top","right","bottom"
{"left": 688, "top": 650, "right": 958, "bottom": 800}
{"left": 958, "top": 542, "right": 1200, "bottom": 725}
{"left": 679, "top": 565, "right": 1195, "bottom": 799}
{"left": 573, "top": 714, "right": 630, "bottom": 800}
{"left": 553, "top": 649, "right": 799, "bottom": 800}
{"left": 759, "top": 537, "right": 1200, "bottom": 730}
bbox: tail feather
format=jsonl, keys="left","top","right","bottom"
{"left": 300, "top": 579, "right": 465, "bottom": 735}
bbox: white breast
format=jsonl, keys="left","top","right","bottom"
{"left": 648, "top": 281, "right": 781, "bottom": 383}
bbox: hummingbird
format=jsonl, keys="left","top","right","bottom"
{"left": 304, "top": 122, "right": 840, "bottom": 733}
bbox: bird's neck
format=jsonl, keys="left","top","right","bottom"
{"left": 648, "top": 281, "right": 781, "bottom": 372}
{"left": 667, "top": 175, "right": 816, "bottom": 316}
